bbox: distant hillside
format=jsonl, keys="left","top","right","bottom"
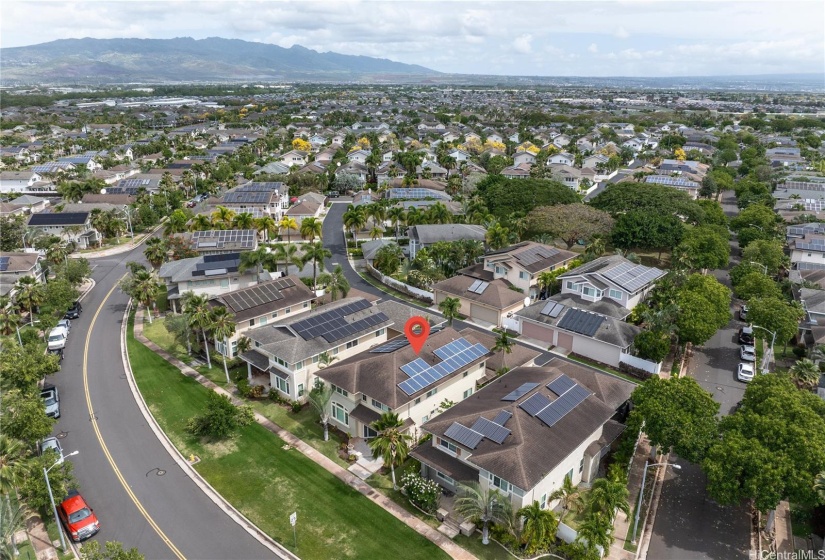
{"left": 0, "top": 37, "right": 439, "bottom": 84}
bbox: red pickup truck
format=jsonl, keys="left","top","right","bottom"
{"left": 58, "top": 490, "right": 100, "bottom": 541}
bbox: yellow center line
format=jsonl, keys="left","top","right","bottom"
{"left": 84, "top": 279, "right": 186, "bottom": 560}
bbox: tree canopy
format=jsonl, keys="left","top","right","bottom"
{"left": 675, "top": 274, "right": 732, "bottom": 346}
{"left": 675, "top": 225, "right": 730, "bottom": 270}
{"left": 475, "top": 175, "right": 579, "bottom": 219}
{"left": 611, "top": 212, "right": 685, "bottom": 257}
{"left": 525, "top": 204, "right": 614, "bottom": 249}
{"left": 746, "top": 297, "right": 804, "bottom": 350}
{"left": 589, "top": 182, "right": 705, "bottom": 225}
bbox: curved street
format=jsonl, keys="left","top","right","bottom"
{"left": 53, "top": 243, "right": 276, "bottom": 559}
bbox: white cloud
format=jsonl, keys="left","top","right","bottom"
{"left": 614, "top": 26, "right": 630, "bottom": 39}
{"left": 588, "top": 43, "right": 598, "bottom": 53}
{"left": 512, "top": 34, "right": 533, "bottom": 54}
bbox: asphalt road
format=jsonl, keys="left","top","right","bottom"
{"left": 52, "top": 245, "right": 276, "bottom": 559}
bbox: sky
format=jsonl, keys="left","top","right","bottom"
{"left": 2, "top": 0, "right": 824, "bottom": 77}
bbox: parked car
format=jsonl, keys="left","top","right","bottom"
{"left": 64, "top": 301, "right": 82, "bottom": 320}
{"left": 327, "top": 190, "right": 340, "bottom": 198}
{"left": 58, "top": 490, "right": 100, "bottom": 542}
{"left": 57, "top": 319, "right": 71, "bottom": 334}
{"left": 737, "top": 362, "right": 755, "bottom": 383}
{"left": 740, "top": 344, "right": 756, "bottom": 362}
{"left": 40, "top": 437, "right": 64, "bottom": 463}
{"left": 48, "top": 347, "right": 64, "bottom": 362}
{"left": 47, "top": 326, "right": 68, "bottom": 351}
{"left": 739, "top": 304, "right": 748, "bottom": 321}
{"left": 738, "top": 325, "right": 754, "bottom": 345}
{"left": 41, "top": 385, "right": 60, "bottom": 418}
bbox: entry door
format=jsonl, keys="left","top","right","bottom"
{"left": 363, "top": 425, "right": 377, "bottom": 439}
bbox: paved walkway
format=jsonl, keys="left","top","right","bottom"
{"left": 774, "top": 501, "right": 794, "bottom": 555}
{"left": 608, "top": 435, "right": 652, "bottom": 560}
{"left": 26, "top": 513, "right": 59, "bottom": 560}
{"left": 76, "top": 224, "right": 162, "bottom": 259}
{"left": 132, "top": 312, "right": 477, "bottom": 560}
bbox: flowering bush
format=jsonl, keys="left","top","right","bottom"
{"left": 400, "top": 470, "right": 441, "bottom": 514}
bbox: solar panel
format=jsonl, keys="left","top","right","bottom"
{"left": 471, "top": 417, "right": 511, "bottom": 444}
{"left": 221, "top": 282, "right": 286, "bottom": 312}
{"left": 370, "top": 337, "right": 411, "bottom": 353}
{"left": 501, "top": 382, "right": 540, "bottom": 401}
{"left": 237, "top": 182, "right": 285, "bottom": 193}
{"left": 519, "top": 392, "right": 552, "bottom": 416}
{"left": 603, "top": 262, "right": 663, "bottom": 293}
{"left": 223, "top": 191, "right": 272, "bottom": 204}
{"left": 557, "top": 308, "right": 605, "bottom": 337}
{"left": 547, "top": 374, "right": 576, "bottom": 396}
{"left": 516, "top": 245, "right": 558, "bottom": 266}
{"left": 468, "top": 280, "right": 483, "bottom": 293}
{"left": 0, "top": 256, "right": 10, "bottom": 272}
{"left": 398, "top": 338, "right": 489, "bottom": 396}
{"left": 536, "top": 385, "right": 590, "bottom": 428}
{"left": 289, "top": 299, "right": 374, "bottom": 341}
{"left": 645, "top": 175, "right": 699, "bottom": 188}
{"left": 444, "top": 423, "right": 484, "bottom": 449}
{"left": 539, "top": 301, "right": 557, "bottom": 316}
{"left": 469, "top": 281, "right": 489, "bottom": 294}
{"left": 492, "top": 410, "right": 513, "bottom": 425}
{"left": 29, "top": 212, "right": 89, "bottom": 226}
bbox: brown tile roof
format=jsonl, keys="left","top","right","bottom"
{"left": 422, "top": 361, "right": 634, "bottom": 490}
{"left": 209, "top": 276, "right": 314, "bottom": 323}
{"left": 433, "top": 276, "right": 525, "bottom": 311}
{"left": 486, "top": 241, "right": 577, "bottom": 274}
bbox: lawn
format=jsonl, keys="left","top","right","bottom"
{"left": 454, "top": 534, "right": 514, "bottom": 560}
{"left": 128, "top": 315, "right": 448, "bottom": 560}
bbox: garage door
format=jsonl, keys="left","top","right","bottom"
{"left": 470, "top": 303, "right": 499, "bottom": 325}
{"left": 522, "top": 321, "right": 554, "bottom": 345}
{"left": 557, "top": 332, "right": 574, "bottom": 351}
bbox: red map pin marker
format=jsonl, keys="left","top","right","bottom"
{"left": 404, "top": 316, "right": 430, "bottom": 355}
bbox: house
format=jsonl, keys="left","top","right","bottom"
{"left": 433, "top": 275, "right": 527, "bottom": 327}
{"left": 336, "top": 161, "right": 369, "bottom": 184}
{"left": 500, "top": 164, "right": 532, "bottom": 180}
{"left": 552, "top": 134, "right": 571, "bottom": 149}
{"left": 375, "top": 162, "right": 407, "bottom": 184}
{"left": 548, "top": 165, "right": 596, "bottom": 192}
{"left": 644, "top": 175, "right": 700, "bottom": 199}
{"left": 0, "top": 252, "right": 45, "bottom": 297}
{"left": 158, "top": 252, "right": 260, "bottom": 307}
{"left": 658, "top": 159, "right": 709, "bottom": 180}
{"left": 279, "top": 150, "right": 310, "bottom": 167}
{"left": 347, "top": 150, "right": 371, "bottom": 164}
{"left": 221, "top": 183, "right": 289, "bottom": 219}
{"left": 548, "top": 153, "right": 575, "bottom": 166}
{"left": 408, "top": 224, "right": 486, "bottom": 260}
{"left": 360, "top": 239, "right": 398, "bottom": 266}
{"left": 239, "top": 297, "right": 401, "bottom": 401}
{"left": 57, "top": 156, "right": 101, "bottom": 172}
{"left": 0, "top": 202, "right": 27, "bottom": 218}
{"left": 583, "top": 154, "right": 609, "bottom": 170}
{"left": 413, "top": 361, "right": 634, "bottom": 510}
{"left": 285, "top": 195, "right": 324, "bottom": 224}
{"left": 556, "top": 255, "right": 665, "bottom": 317}
{"left": 513, "top": 152, "right": 536, "bottom": 167}
{"left": 315, "top": 327, "right": 496, "bottom": 439}
{"left": 254, "top": 161, "right": 291, "bottom": 176}
{"left": 8, "top": 195, "right": 49, "bottom": 213}
{"left": 463, "top": 242, "right": 577, "bottom": 301}
{"left": 27, "top": 212, "right": 101, "bottom": 249}
{"left": 448, "top": 149, "right": 472, "bottom": 162}
{"left": 185, "top": 229, "right": 258, "bottom": 256}
{"left": 0, "top": 171, "right": 45, "bottom": 194}
{"left": 208, "top": 277, "right": 315, "bottom": 358}
{"left": 417, "top": 161, "right": 448, "bottom": 181}
{"left": 790, "top": 233, "right": 825, "bottom": 267}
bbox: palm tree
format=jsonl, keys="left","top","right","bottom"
{"left": 210, "top": 307, "right": 236, "bottom": 385}
{"left": 143, "top": 238, "right": 168, "bottom": 269}
{"left": 369, "top": 225, "right": 384, "bottom": 240}
{"left": 0, "top": 497, "right": 29, "bottom": 559}
{"left": 232, "top": 212, "right": 255, "bottom": 230}
{"left": 486, "top": 224, "right": 511, "bottom": 250}
{"left": 272, "top": 243, "right": 304, "bottom": 275}
{"left": 454, "top": 481, "right": 510, "bottom": 545}
{"left": 255, "top": 215, "right": 277, "bottom": 242}
{"left": 789, "top": 358, "right": 820, "bottom": 390}
{"left": 317, "top": 351, "right": 338, "bottom": 369}
{"left": 492, "top": 327, "right": 514, "bottom": 355}
{"left": 189, "top": 214, "right": 213, "bottom": 232}
{"left": 14, "top": 277, "right": 42, "bottom": 325}
{"left": 537, "top": 271, "right": 555, "bottom": 298}
{"left": 132, "top": 270, "right": 161, "bottom": 324}
{"left": 300, "top": 217, "right": 323, "bottom": 242}
{"left": 518, "top": 501, "right": 559, "bottom": 554}
{"left": 184, "top": 294, "right": 213, "bottom": 369}
{"left": 302, "top": 241, "right": 332, "bottom": 291}
{"left": 165, "top": 210, "right": 189, "bottom": 235}
{"left": 438, "top": 297, "right": 461, "bottom": 326}
{"left": 0, "top": 434, "right": 30, "bottom": 556}
{"left": 306, "top": 379, "right": 333, "bottom": 441}
{"left": 239, "top": 247, "right": 271, "bottom": 283}
{"left": 367, "top": 203, "right": 387, "bottom": 229}
{"left": 576, "top": 511, "right": 614, "bottom": 553}
{"left": 585, "top": 235, "right": 607, "bottom": 259}
{"left": 45, "top": 241, "right": 70, "bottom": 267}
{"left": 405, "top": 206, "right": 423, "bottom": 227}
{"left": 368, "top": 412, "right": 412, "bottom": 490}
{"left": 387, "top": 206, "right": 406, "bottom": 239}
{"left": 550, "top": 474, "right": 584, "bottom": 521}
{"left": 0, "top": 307, "right": 20, "bottom": 336}
{"left": 211, "top": 206, "right": 236, "bottom": 229}
{"left": 426, "top": 202, "right": 451, "bottom": 225}
{"left": 586, "top": 476, "right": 630, "bottom": 524}
{"left": 325, "top": 265, "right": 350, "bottom": 301}
{"left": 279, "top": 216, "right": 299, "bottom": 246}
{"left": 342, "top": 205, "right": 366, "bottom": 241}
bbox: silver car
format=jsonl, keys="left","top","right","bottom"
{"left": 740, "top": 344, "right": 756, "bottom": 362}
{"left": 40, "top": 437, "right": 64, "bottom": 463}
{"left": 41, "top": 386, "right": 60, "bottom": 418}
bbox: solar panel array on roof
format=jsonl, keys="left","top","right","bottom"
{"left": 104, "top": 187, "right": 141, "bottom": 195}
{"left": 515, "top": 245, "right": 558, "bottom": 266}
{"left": 795, "top": 262, "right": 825, "bottom": 271}
{"left": 645, "top": 175, "right": 700, "bottom": 188}
{"left": 290, "top": 300, "right": 387, "bottom": 343}
{"left": 237, "top": 182, "right": 284, "bottom": 193}
{"left": 547, "top": 374, "right": 576, "bottom": 396}
{"left": 398, "top": 338, "right": 488, "bottom": 396}
{"left": 192, "top": 254, "right": 241, "bottom": 276}
{"left": 191, "top": 230, "right": 256, "bottom": 249}
{"left": 223, "top": 191, "right": 272, "bottom": 204}
{"left": 540, "top": 301, "right": 565, "bottom": 318}
{"left": 468, "top": 280, "right": 489, "bottom": 294}
{"left": 471, "top": 416, "right": 511, "bottom": 444}
{"left": 0, "top": 256, "right": 10, "bottom": 272}
{"left": 780, "top": 181, "right": 825, "bottom": 191}
{"left": 501, "top": 382, "right": 540, "bottom": 401}
{"left": 28, "top": 212, "right": 89, "bottom": 226}
{"left": 221, "top": 280, "right": 294, "bottom": 312}
{"left": 444, "top": 423, "right": 484, "bottom": 449}
{"left": 602, "top": 261, "right": 663, "bottom": 292}
{"left": 492, "top": 410, "right": 513, "bottom": 425}
{"left": 557, "top": 308, "right": 605, "bottom": 337}
{"left": 797, "top": 238, "right": 825, "bottom": 252}
{"left": 119, "top": 178, "right": 153, "bottom": 188}
{"left": 387, "top": 188, "right": 451, "bottom": 201}
{"left": 519, "top": 392, "right": 552, "bottom": 416}
{"left": 369, "top": 338, "right": 411, "bottom": 353}
{"left": 536, "top": 385, "right": 590, "bottom": 427}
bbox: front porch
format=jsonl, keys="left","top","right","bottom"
{"left": 346, "top": 437, "right": 384, "bottom": 480}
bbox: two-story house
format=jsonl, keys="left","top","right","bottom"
{"left": 27, "top": 212, "right": 101, "bottom": 249}
{"left": 790, "top": 233, "right": 825, "bottom": 268}
{"left": 548, "top": 152, "right": 575, "bottom": 166}
{"left": 479, "top": 242, "right": 577, "bottom": 300}
{"left": 221, "top": 182, "right": 289, "bottom": 220}
{"left": 0, "top": 171, "right": 44, "bottom": 194}
{"left": 159, "top": 253, "right": 260, "bottom": 309}
{"left": 408, "top": 224, "right": 486, "bottom": 260}
{"left": 208, "top": 277, "right": 315, "bottom": 358}
{"left": 413, "top": 362, "right": 634, "bottom": 510}
{"left": 0, "top": 252, "right": 45, "bottom": 298}
{"left": 279, "top": 150, "right": 310, "bottom": 167}
{"left": 185, "top": 229, "right": 258, "bottom": 256}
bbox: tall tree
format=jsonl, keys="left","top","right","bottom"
{"left": 14, "top": 277, "right": 43, "bottom": 325}
{"left": 210, "top": 307, "right": 236, "bottom": 385}
{"left": 788, "top": 359, "right": 820, "bottom": 391}
{"left": 302, "top": 241, "right": 332, "bottom": 290}
{"left": 306, "top": 379, "right": 333, "bottom": 441}
{"left": 278, "top": 216, "right": 299, "bottom": 246}
{"left": 526, "top": 204, "right": 614, "bottom": 249}
{"left": 550, "top": 474, "right": 584, "bottom": 519}
{"left": 368, "top": 412, "right": 412, "bottom": 490}
{"left": 674, "top": 225, "right": 730, "bottom": 270}
{"left": 325, "top": 265, "right": 350, "bottom": 301}
{"left": 746, "top": 297, "right": 804, "bottom": 354}
{"left": 493, "top": 327, "right": 514, "bottom": 355}
{"left": 183, "top": 294, "right": 213, "bottom": 369}
{"left": 272, "top": 243, "right": 304, "bottom": 275}
{"left": 438, "top": 297, "right": 461, "bottom": 326}
{"left": 517, "top": 501, "right": 559, "bottom": 554}
{"left": 674, "top": 274, "right": 732, "bottom": 346}
{"left": 586, "top": 476, "right": 630, "bottom": 524}
{"left": 299, "top": 217, "right": 323, "bottom": 242}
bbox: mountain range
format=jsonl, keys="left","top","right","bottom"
{"left": 0, "top": 37, "right": 438, "bottom": 84}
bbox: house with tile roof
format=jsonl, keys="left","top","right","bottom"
{"left": 412, "top": 361, "right": 634, "bottom": 509}
{"left": 27, "top": 211, "right": 101, "bottom": 249}
{"left": 158, "top": 252, "right": 260, "bottom": 306}
{"left": 0, "top": 252, "right": 45, "bottom": 298}
{"left": 408, "top": 224, "right": 486, "bottom": 260}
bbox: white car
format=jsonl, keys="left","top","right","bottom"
{"left": 57, "top": 319, "right": 72, "bottom": 334}
{"left": 47, "top": 326, "right": 69, "bottom": 351}
{"left": 740, "top": 345, "right": 756, "bottom": 362}
{"left": 40, "top": 437, "right": 64, "bottom": 463}
{"left": 737, "top": 362, "right": 755, "bottom": 383}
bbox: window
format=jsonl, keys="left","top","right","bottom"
{"left": 297, "top": 383, "right": 304, "bottom": 397}
{"left": 436, "top": 471, "right": 456, "bottom": 485}
{"left": 375, "top": 328, "right": 385, "bottom": 337}
{"left": 566, "top": 281, "right": 579, "bottom": 292}
{"left": 422, "top": 415, "right": 429, "bottom": 423}
{"left": 582, "top": 286, "right": 594, "bottom": 297}
{"left": 463, "top": 371, "right": 469, "bottom": 378}
{"left": 579, "top": 457, "right": 585, "bottom": 473}
{"left": 362, "top": 394, "right": 367, "bottom": 401}
{"left": 271, "top": 311, "right": 278, "bottom": 318}
{"left": 426, "top": 388, "right": 437, "bottom": 398}
{"left": 609, "top": 289, "right": 622, "bottom": 300}
{"left": 294, "top": 360, "right": 304, "bottom": 370}
{"left": 491, "top": 475, "right": 508, "bottom": 492}
{"left": 414, "top": 397, "right": 421, "bottom": 405}
{"left": 332, "top": 402, "right": 349, "bottom": 426}
{"left": 274, "top": 376, "right": 290, "bottom": 395}
{"left": 302, "top": 302, "right": 309, "bottom": 308}
{"left": 439, "top": 438, "right": 457, "bottom": 453}
{"left": 372, "top": 398, "right": 388, "bottom": 411}
{"left": 540, "top": 494, "right": 547, "bottom": 509}
{"left": 285, "top": 307, "right": 291, "bottom": 314}
{"left": 333, "top": 385, "right": 348, "bottom": 397}
{"left": 495, "top": 266, "right": 504, "bottom": 275}
{"left": 463, "top": 388, "right": 473, "bottom": 399}
{"left": 567, "top": 468, "right": 574, "bottom": 482}
{"left": 259, "top": 317, "right": 267, "bottom": 325}
{"left": 249, "top": 319, "right": 255, "bottom": 327}
{"left": 346, "top": 339, "right": 358, "bottom": 349}
{"left": 519, "top": 271, "right": 528, "bottom": 280}
{"left": 220, "top": 279, "right": 230, "bottom": 288}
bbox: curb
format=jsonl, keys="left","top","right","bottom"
{"left": 119, "top": 303, "right": 298, "bottom": 560}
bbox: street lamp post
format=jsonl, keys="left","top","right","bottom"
{"left": 44, "top": 450, "right": 79, "bottom": 552}
{"left": 120, "top": 206, "right": 134, "bottom": 238}
{"left": 752, "top": 324, "right": 777, "bottom": 373}
{"left": 631, "top": 461, "right": 681, "bottom": 544}
{"left": 748, "top": 261, "right": 768, "bottom": 275}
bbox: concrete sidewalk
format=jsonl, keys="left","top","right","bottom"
{"left": 608, "top": 435, "right": 652, "bottom": 560}
{"left": 75, "top": 224, "right": 162, "bottom": 259}
{"left": 26, "top": 512, "right": 61, "bottom": 560}
{"left": 132, "top": 311, "right": 478, "bottom": 560}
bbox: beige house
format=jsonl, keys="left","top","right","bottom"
{"left": 433, "top": 275, "right": 527, "bottom": 327}
{"left": 0, "top": 252, "right": 45, "bottom": 297}
{"left": 471, "top": 242, "right": 577, "bottom": 301}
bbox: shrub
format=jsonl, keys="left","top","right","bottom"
{"left": 400, "top": 470, "right": 441, "bottom": 514}
{"left": 290, "top": 400, "right": 303, "bottom": 413}
{"left": 792, "top": 346, "right": 807, "bottom": 358}
{"left": 269, "top": 390, "right": 287, "bottom": 404}
{"left": 187, "top": 392, "right": 254, "bottom": 439}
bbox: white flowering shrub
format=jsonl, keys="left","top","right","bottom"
{"left": 400, "top": 470, "right": 441, "bottom": 513}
